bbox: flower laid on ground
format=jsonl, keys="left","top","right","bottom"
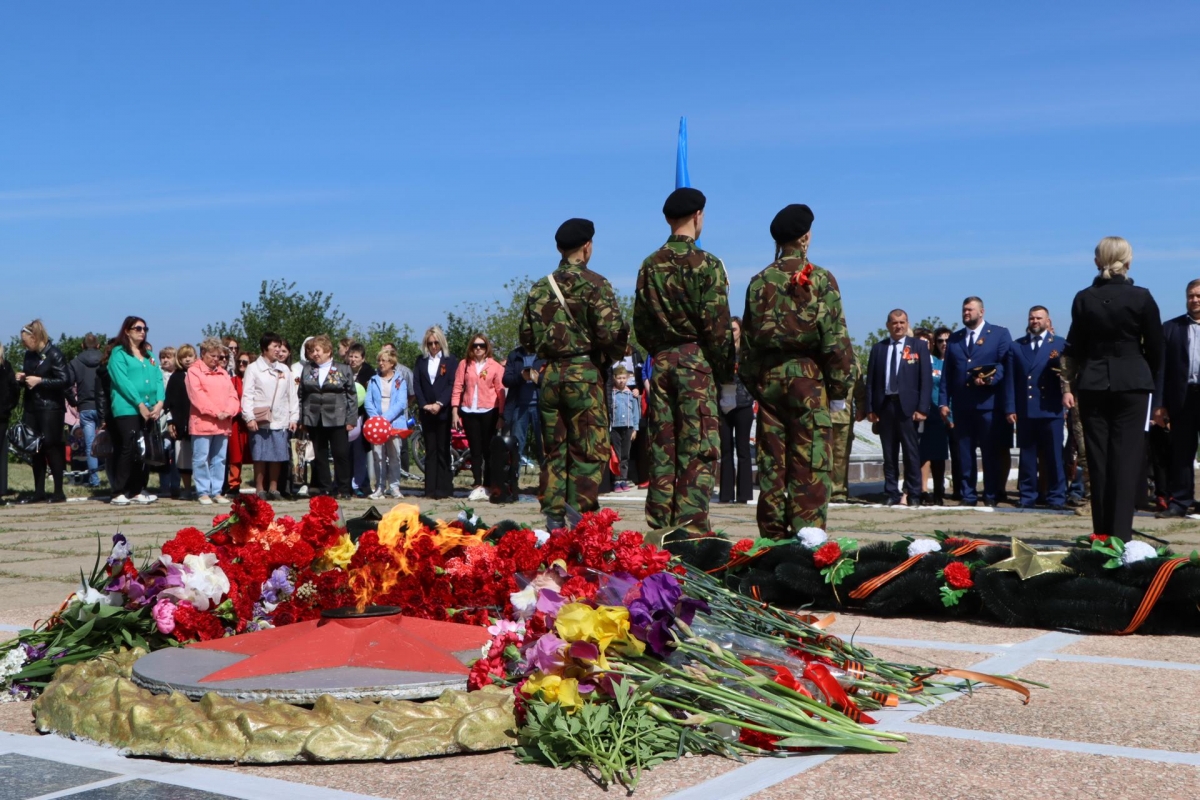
{"left": 1121, "top": 540, "right": 1158, "bottom": 566}
{"left": 731, "top": 538, "right": 754, "bottom": 556}
{"left": 797, "top": 527, "right": 828, "bottom": 548}
{"left": 938, "top": 561, "right": 976, "bottom": 607}
{"left": 813, "top": 541, "right": 842, "bottom": 568}
{"left": 907, "top": 538, "right": 942, "bottom": 558}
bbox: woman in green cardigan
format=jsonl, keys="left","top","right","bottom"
{"left": 107, "top": 315, "right": 164, "bottom": 506}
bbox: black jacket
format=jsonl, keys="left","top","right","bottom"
{"left": 0, "top": 361, "right": 19, "bottom": 426}
{"left": 1158, "top": 314, "right": 1197, "bottom": 416}
{"left": 96, "top": 360, "right": 113, "bottom": 424}
{"left": 352, "top": 363, "right": 375, "bottom": 419}
{"left": 21, "top": 345, "right": 71, "bottom": 413}
{"left": 414, "top": 354, "right": 458, "bottom": 420}
{"left": 1066, "top": 275, "right": 1163, "bottom": 394}
{"left": 866, "top": 336, "right": 934, "bottom": 418}
{"left": 502, "top": 347, "right": 544, "bottom": 410}
{"left": 69, "top": 348, "right": 103, "bottom": 411}
{"left": 165, "top": 369, "right": 192, "bottom": 438}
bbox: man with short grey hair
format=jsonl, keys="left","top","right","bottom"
{"left": 1155, "top": 278, "right": 1200, "bottom": 518}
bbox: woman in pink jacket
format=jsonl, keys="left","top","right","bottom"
{"left": 451, "top": 332, "right": 506, "bottom": 501}
{"left": 187, "top": 338, "right": 242, "bottom": 505}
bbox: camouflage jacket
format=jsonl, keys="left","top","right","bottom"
{"left": 739, "top": 246, "right": 854, "bottom": 403}
{"left": 519, "top": 259, "right": 628, "bottom": 369}
{"left": 633, "top": 235, "right": 733, "bottom": 381}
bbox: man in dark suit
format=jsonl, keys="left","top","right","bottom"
{"left": 938, "top": 296, "right": 1014, "bottom": 506}
{"left": 1155, "top": 278, "right": 1200, "bottom": 518}
{"left": 867, "top": 309, "right": 932, "bottom": 506}
{"left": 1006, "top": 306, "right": 1067, "bottom": 509}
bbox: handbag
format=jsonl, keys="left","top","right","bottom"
{"left": 138, "top": 419, "right": 168, "bottom": 467}
{"left": 91, "top": 428, "right": 113, "bottom": 459}
{"left": 6, "top": 423, "right": 42, "bottom": 459}
{"left": 253, "top": 367, "right": 282, "bottom": 424}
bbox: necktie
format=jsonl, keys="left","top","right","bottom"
{"left": 1033, "top": 336, "right": 1041, "bottom": 353}
{"left": 968, "top": 331, "right": 976, "bottom": 352}
{"left": 889, "top": 341, "right": 901, "bottom": 391}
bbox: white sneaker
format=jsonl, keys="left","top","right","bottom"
{"left": 110, "top": 494, "right": 130, "bottom": 506}
{"left": 133, "top": 493, "right": 157, "bottom": 505}
{"left": 387, "top": 488, "right": 404, "bottom": 498}
{"left": 369, "top": 488, "right": 385, "bottom": 500}
{"left": 467, "top": 486, "right": 489, "bottom": 502}
{"left": 212, "top": 494, "right": 230, "bottom": 505}
{"left": 198, "top": 496, "right": 214, "bottom": 505}
{"left": 297, "top": 485, "right": 309, "bottom": 497}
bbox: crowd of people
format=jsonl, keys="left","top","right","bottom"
{"left": 0, "top": 206, "right": 1195, "bottom": 545}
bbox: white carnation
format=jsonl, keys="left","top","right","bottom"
{"left": 907, "top": 539, "right": 942, "bottom": 558}
{"left": 0, "top": 646, "right": 27, "bottom": 683}
{"left": 533, "top": 529, "right": 551, "bottom": 547}
{"left": 162, "top": 553, "right": 230, "bottom": 612}
{"left": 509, "top": 585, "right": 538, "bottom": 619}
{"left": 797, "top": 527, "right": 828, "bottom": 549}
{"left": 1120, "top": 540, "right": 1157, "bottom": 566}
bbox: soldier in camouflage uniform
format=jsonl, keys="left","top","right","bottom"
{"left": 1060, "top": 353, "right": 1090, "bottom": 516}
{"left": 740, "top": 204, "right": 854, "bottom": 538}
{"left": 633, "top": 188, "right": 734, "bottom": 536}
{"left": 829, "top": 358, "right": 867, "bottom": 502}
{"left": 520, "top": 218, "right": 629, "bottom": 529}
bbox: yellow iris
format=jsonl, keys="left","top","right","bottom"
{"left": 522, "top": 672, "right": 582, "bottom": 711}
{"left": 554, "top": 603, "right": 642, "bottom": 662}
{"left": 319, "top": 533, "right": 358, "bottom": 570}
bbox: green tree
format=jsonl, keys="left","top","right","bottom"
{"left": 447, "top": 276, "right": 535, "bottom": 359}
{"left": 203, "top": 279, "right": 348, "bottom": 355}
{"left": 350, "top": 321, "right": 422, "bottom": 369}
{"left": 443, "top": 312, "right": 473, "bottom": 361}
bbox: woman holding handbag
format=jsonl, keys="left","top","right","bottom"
{"left": 241, "top": 332, "right": 299, "bottom": 500}
{"left": 14, "top": 321, "right": 71, "bottom": 503}
{"left": 451, "top": 332, "right": 506, "bottom": 502}
{"left": 106, "top": 316, "right": 165, "bottom": 506}
{"left": 298, "top": 335, "right": 357, "bottom": 498}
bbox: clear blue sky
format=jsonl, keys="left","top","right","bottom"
{"left": 3, "top": 2, "right": 1198, "bottom": 351}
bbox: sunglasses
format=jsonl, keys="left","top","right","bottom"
{"left": 471, "top": 343, "right": 487, "bottom": 349}
{"left": 426, "top": 340, "right": 439, "bottom": 346}
{"left": 238, "top": 360, "right": 250, "bottom": 366}
{"left": 129, "top": 325, "right": 148, "bottom": 333}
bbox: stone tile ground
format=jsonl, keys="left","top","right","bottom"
{"left": 0, "top": 483, "right": 1195, "bottom": 799}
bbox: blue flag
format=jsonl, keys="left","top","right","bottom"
{"left": 675, "top": 116, "right": 690, "bottom": 189}
{"left": 675, "top": 116, "right": 700, "bottom": 246}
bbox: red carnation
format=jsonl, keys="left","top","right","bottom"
{"left": 560, "top": 575, "right": 599, "bottom": 601}
{"left": 172, "top": 602, "right": 227, "bottom": 642}
{"left": 234, "top": 493, "right": 275, "bottom": 529}
{"left": 943, "top": 561, "right": 974, "bottom": 590}
{"left": 161, "top": 527, "right": 216, "bottom": 564}
{"left": 813, "top": 541, "right": 842, "bottom": 569}
{"left": 1089, "top": 534, "right": 1109, "bottom": 543}
{"left": 732, "top": 539, "right": 754, "bottom": 556}
{"left": 308, "top": 495, "right": 340, "bottom": 520}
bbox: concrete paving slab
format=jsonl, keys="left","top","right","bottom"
{"left": 746, "top": 734, "right": 1200, "bottom": 800}
{"left": 1057, "top": 634, "right": 1200, "bottom": 665}
{"left": 824, "top": 613, "right": 1048, "bottom": 646}
{"left": 912, "top": 660, "right": 1200, "bottom": 753}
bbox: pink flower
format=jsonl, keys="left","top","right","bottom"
{"left": 152, "top": 598, "right": 177, "bottom": 634}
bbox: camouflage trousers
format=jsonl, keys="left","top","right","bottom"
{"left": 1067, "top": 407, "right": 1090, "bottom": 496}
{"left": 645, "top": 345, "right": 720, "bottom": 534}
{"left": 538, "top": 362, "right": 609, "bottom": 522}
{"left": 829, "top": 408, "right": 855, "bottom": 502}
{"left": 756, "top": 363, "right": 833, "bottom": 539}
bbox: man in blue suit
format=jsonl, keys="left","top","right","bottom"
{"left": 1006, "top": 306, "right": 1067, "bottom": 509}
{"left": 938, "top": 296, "right": 1014, "bottom": 506}
{"left": 867, "top": 309, "right": 932, "bottom": 506}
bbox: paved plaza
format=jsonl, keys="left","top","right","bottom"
{"left": 0, "top": 486, "right": 1196, "bottom": 799}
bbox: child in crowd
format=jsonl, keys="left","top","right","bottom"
{"left": 609, "top": 366, "right": 640, "bottom": 492}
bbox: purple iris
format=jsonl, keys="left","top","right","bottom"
{"left": 535, "top": 589, "right": 566, "bottom": 616}
{"left": 628, "top": 573, "right": 709, "bottom": 659}
{"left": 107, "top": 560, "right": 183, "bottom": 608}
{"left": 594, "top": 571, "right": 639, "bottom": 606}
{"left": 22, "top": 642, "right": 48, "bottom": 661}
{"left": 525, "top": 633, "right": 567, "bottom": 673}
{"left": 260, "top": 566, "right": 294, "bottom": 605}
{"left": 106, "top": 533, "right": 131, "bottom": 568}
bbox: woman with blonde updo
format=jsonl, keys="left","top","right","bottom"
{"left": 1065, "top": 236, "right": 1164, "bottom": 541}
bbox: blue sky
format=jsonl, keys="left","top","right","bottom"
{"left": 3, "top": 2, "right": 1199, "bottom": 351}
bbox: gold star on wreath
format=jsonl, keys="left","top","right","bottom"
{"left": 986, "top": 537, "right": 1075, "bottom": 580}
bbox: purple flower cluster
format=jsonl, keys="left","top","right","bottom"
{"left": 628, "top": 573, "right": 708, "bottom": 658}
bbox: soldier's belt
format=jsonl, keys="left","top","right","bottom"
{"left": 544, "top": 351, "right": 595, "bottom": 361}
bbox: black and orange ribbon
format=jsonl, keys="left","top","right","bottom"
{"left": 1118, "top": 556, "right": 1189, "bottom": 635}
{"left": 848, "top": 540, "right": 989, "bottom": 601}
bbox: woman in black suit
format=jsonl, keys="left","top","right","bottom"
{"left": 1065, "top": 237, "right": 1164, "bottom": 541}
{"left": 414, "top": 325, "right": 459, "bottom": 499}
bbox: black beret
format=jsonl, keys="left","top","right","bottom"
{"left": 555, "top": 218, "right": 595, "bottom": 251}
{"left": 770, "top": 204, "right": 815, "bottom": 243}
{"left": 662, "top": 187, "right": 706, "bottom": 219}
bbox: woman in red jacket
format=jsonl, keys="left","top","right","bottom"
{"left": 225, "top": 351, "right": 251, "bottom": 494}
{"left": 451, "top": 333, "right": 506, "bottom": 502}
